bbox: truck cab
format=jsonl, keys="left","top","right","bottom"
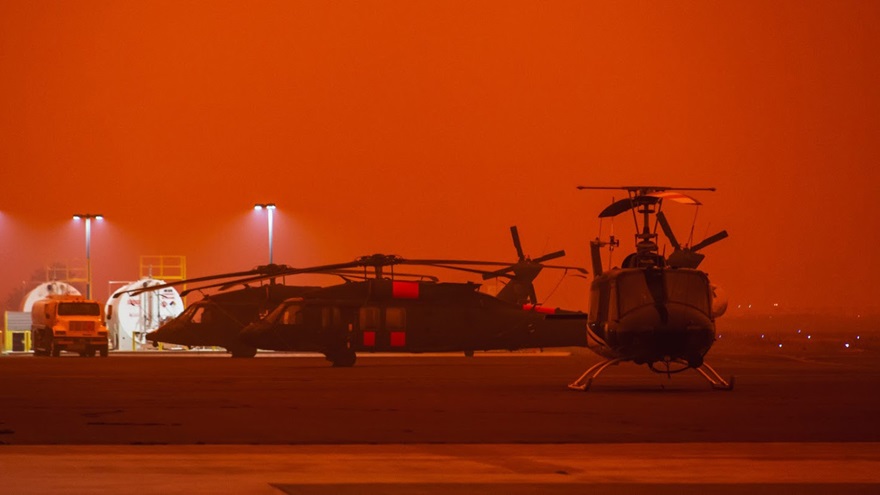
{"left": 31, "top": 295, "right": 109, "bottom": 357}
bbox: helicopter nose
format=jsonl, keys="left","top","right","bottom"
{"left": 146, "top": 321, "right": 184, "bottom": 345}
{"left": 617, "top": 303, "right": 715, "bottom": 362}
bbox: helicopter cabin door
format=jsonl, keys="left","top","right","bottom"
{"left": 358, "top": 306, "right": 407, "bottom": 351}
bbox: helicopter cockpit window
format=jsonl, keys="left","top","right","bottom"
{"left": 186, "top": 305, "right": 210, "bottom": 324}
{"left": 281, "top": 305, "right": 304, "bottom": 325}
{"left": 617, "top": 272, "right": 653, "bottom": 316}
{"left": 665, "top": 271, "right": 710, "bottom": 314}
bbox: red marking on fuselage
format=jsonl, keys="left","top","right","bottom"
{"left": 390, "top": 331, "right": 406, "bottom": 347}
{"left": 392, "top": 281, "right": 419, "bottom": 299}
{"left": 363, "top": 331, "right": 376, "bottom": 346}
{"left": 522, "top": 304, "right": 556, "bottom": 314}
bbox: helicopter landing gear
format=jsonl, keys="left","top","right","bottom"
{"left": 229, "top": 345, "right": 258, "bottom": 358}
{"left": 568, "top": 357, "right": 735, "bottom": 391}
{"left": 328, "top": 348, "right": 357, "bottom": 367}
{"left": 567, "top": 357, "right": 624, "bottom": 391}
{"left": 694, "top": 362, "right": 735, "bottom": 391}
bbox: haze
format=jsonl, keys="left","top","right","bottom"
{"left": 1, "top": 1, "right": 878, "bottom": 314}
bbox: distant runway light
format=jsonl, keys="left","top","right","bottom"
{"left": 845, "top": 343, "right": 850, "bottom": 348}
{"left": 778, "top": 343, "right": 783, "bottom": 348}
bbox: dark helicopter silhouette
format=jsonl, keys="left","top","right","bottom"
{"left": 115, "top": 263, "right": 323, "bottom": 357}
{"left": 569, "top": 185, "right": 733, "bottom": 391}
{"left": 238, "top": 250, "right": 589, "bottom": 366}
{"left": 126, "top": 227, "right": 588, "bottom": 362}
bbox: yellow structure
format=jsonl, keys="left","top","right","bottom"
{"left": 140, "top": 255, "right": 186, "bottom": 282}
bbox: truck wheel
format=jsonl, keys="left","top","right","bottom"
{"left": 50, "top": 342, "right": 61, "bottom": 357}
{"left": 99, "top": 347, "right": 109, "bottom": 358}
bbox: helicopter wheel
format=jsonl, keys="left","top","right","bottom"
{"left": 329, "top": 348, "right": 357, "bottom": 367}
{"left": 229, "top": 345, "right": 258, "bottom": 358}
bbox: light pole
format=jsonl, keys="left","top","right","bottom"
{"left": 253, "top": 203, "right": 276, "bottom": 264}
{"left": 73, "top": 213, "right": 103, "bottom": 299}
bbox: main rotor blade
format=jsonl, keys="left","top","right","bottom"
{"left": 598, "top": 198, "right": 636, "bottom": 218}
{"left": 540, "top": 264, "right": 588, "bottom": 275}
{"left": 429, "top": 264, "right": 512, "bottom": 280}
{"left": 481, "top": 266, "right": 514, "bottom": 280}
{"left": 480, "top": 260, "right": 587, "bottom": 280}
{"left": 578, "top": 185, "right": 715, "bottom": 193}
{"left": 656, "top": 211, "right": 681, "bottom": 250}
{"left": 401, "top": 259, "right": 513, "bottom": 267}
{"left": 691, "top": 230, "right": 729, "bottom": 252}
{"left": 532, "top": 250, "right": 565, "bottom": 264}
{"left": 510, "top": 226, "right": 525, "bottom": 261}
{"left": 648, "top": 191, "right": 702, "bottom": 205}
{"left": 193, "top": 257, "right": 517, "bottom": 293}
{"left": 117, "top": 268, "right": 277, "bottom": 298}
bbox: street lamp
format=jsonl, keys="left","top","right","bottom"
{"left": 253, "top": 203, "right": 276, "bottom": 264}
{"left": 72, "top": 213, "right": 103, "bottom": 299}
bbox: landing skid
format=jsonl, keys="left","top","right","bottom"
{"left": 567, "top": 358, "right": 735, "bottom": 391}
{"left": 567, "top": 357, "right": 624, "bottom": 391}
{"left": 694, "top": 362, "right": 735, "bottom": 391}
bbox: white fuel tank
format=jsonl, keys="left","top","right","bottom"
{"left": 106, "top": 278, "right": 184, "bottom": 350}
{"left": 21, "top": 281, "right": 82, "bottom": 312}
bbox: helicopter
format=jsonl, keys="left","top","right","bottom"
{"left": 114, "top": 263, "right": 324, "bottom": 357}
{"left": 135, "top": 264, "right": 446, "bottom": 357}
{"left": 237, "top": 251, "right": 589, "bottom": 366}
{"left": 568, "top": 185, "right": 733, "bottom": 391}
{"left": 131, "top": 227, "right": 588, "bottom": 362}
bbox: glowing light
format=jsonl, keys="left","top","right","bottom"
{"left": 807, "top": 335, "right": 811, "bottom": 339}
{"left": 845, "top": 343, "right": 850, "bottom": 348}
{"left": 778, "top": 343, "right": 783, "bottom": 348}
{"left": 71, "top": 213, "right": 104, "bottom": 299}
{"left": 761, "top": 334, "right": 765, "bottom": 339}
{"left": 856, "top": 336, "right": 860, "bottom": 340}
{"left": 253, "top": 203, "right": 277, "bottom": 264}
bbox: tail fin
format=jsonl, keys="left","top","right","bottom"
{"left": 495, "top": 264, "right": 543, "bottom": 305}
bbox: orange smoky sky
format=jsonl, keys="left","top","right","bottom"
{"left": 1, "top": 1, "right": 878, "bottom": 314}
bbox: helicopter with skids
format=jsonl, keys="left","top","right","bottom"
{"left": 568, "top": 185, "right": 733, "bottom": 391}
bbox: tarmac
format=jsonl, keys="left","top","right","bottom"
{"left": 1, "top": 341, "right": 878, "bottom": 493}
